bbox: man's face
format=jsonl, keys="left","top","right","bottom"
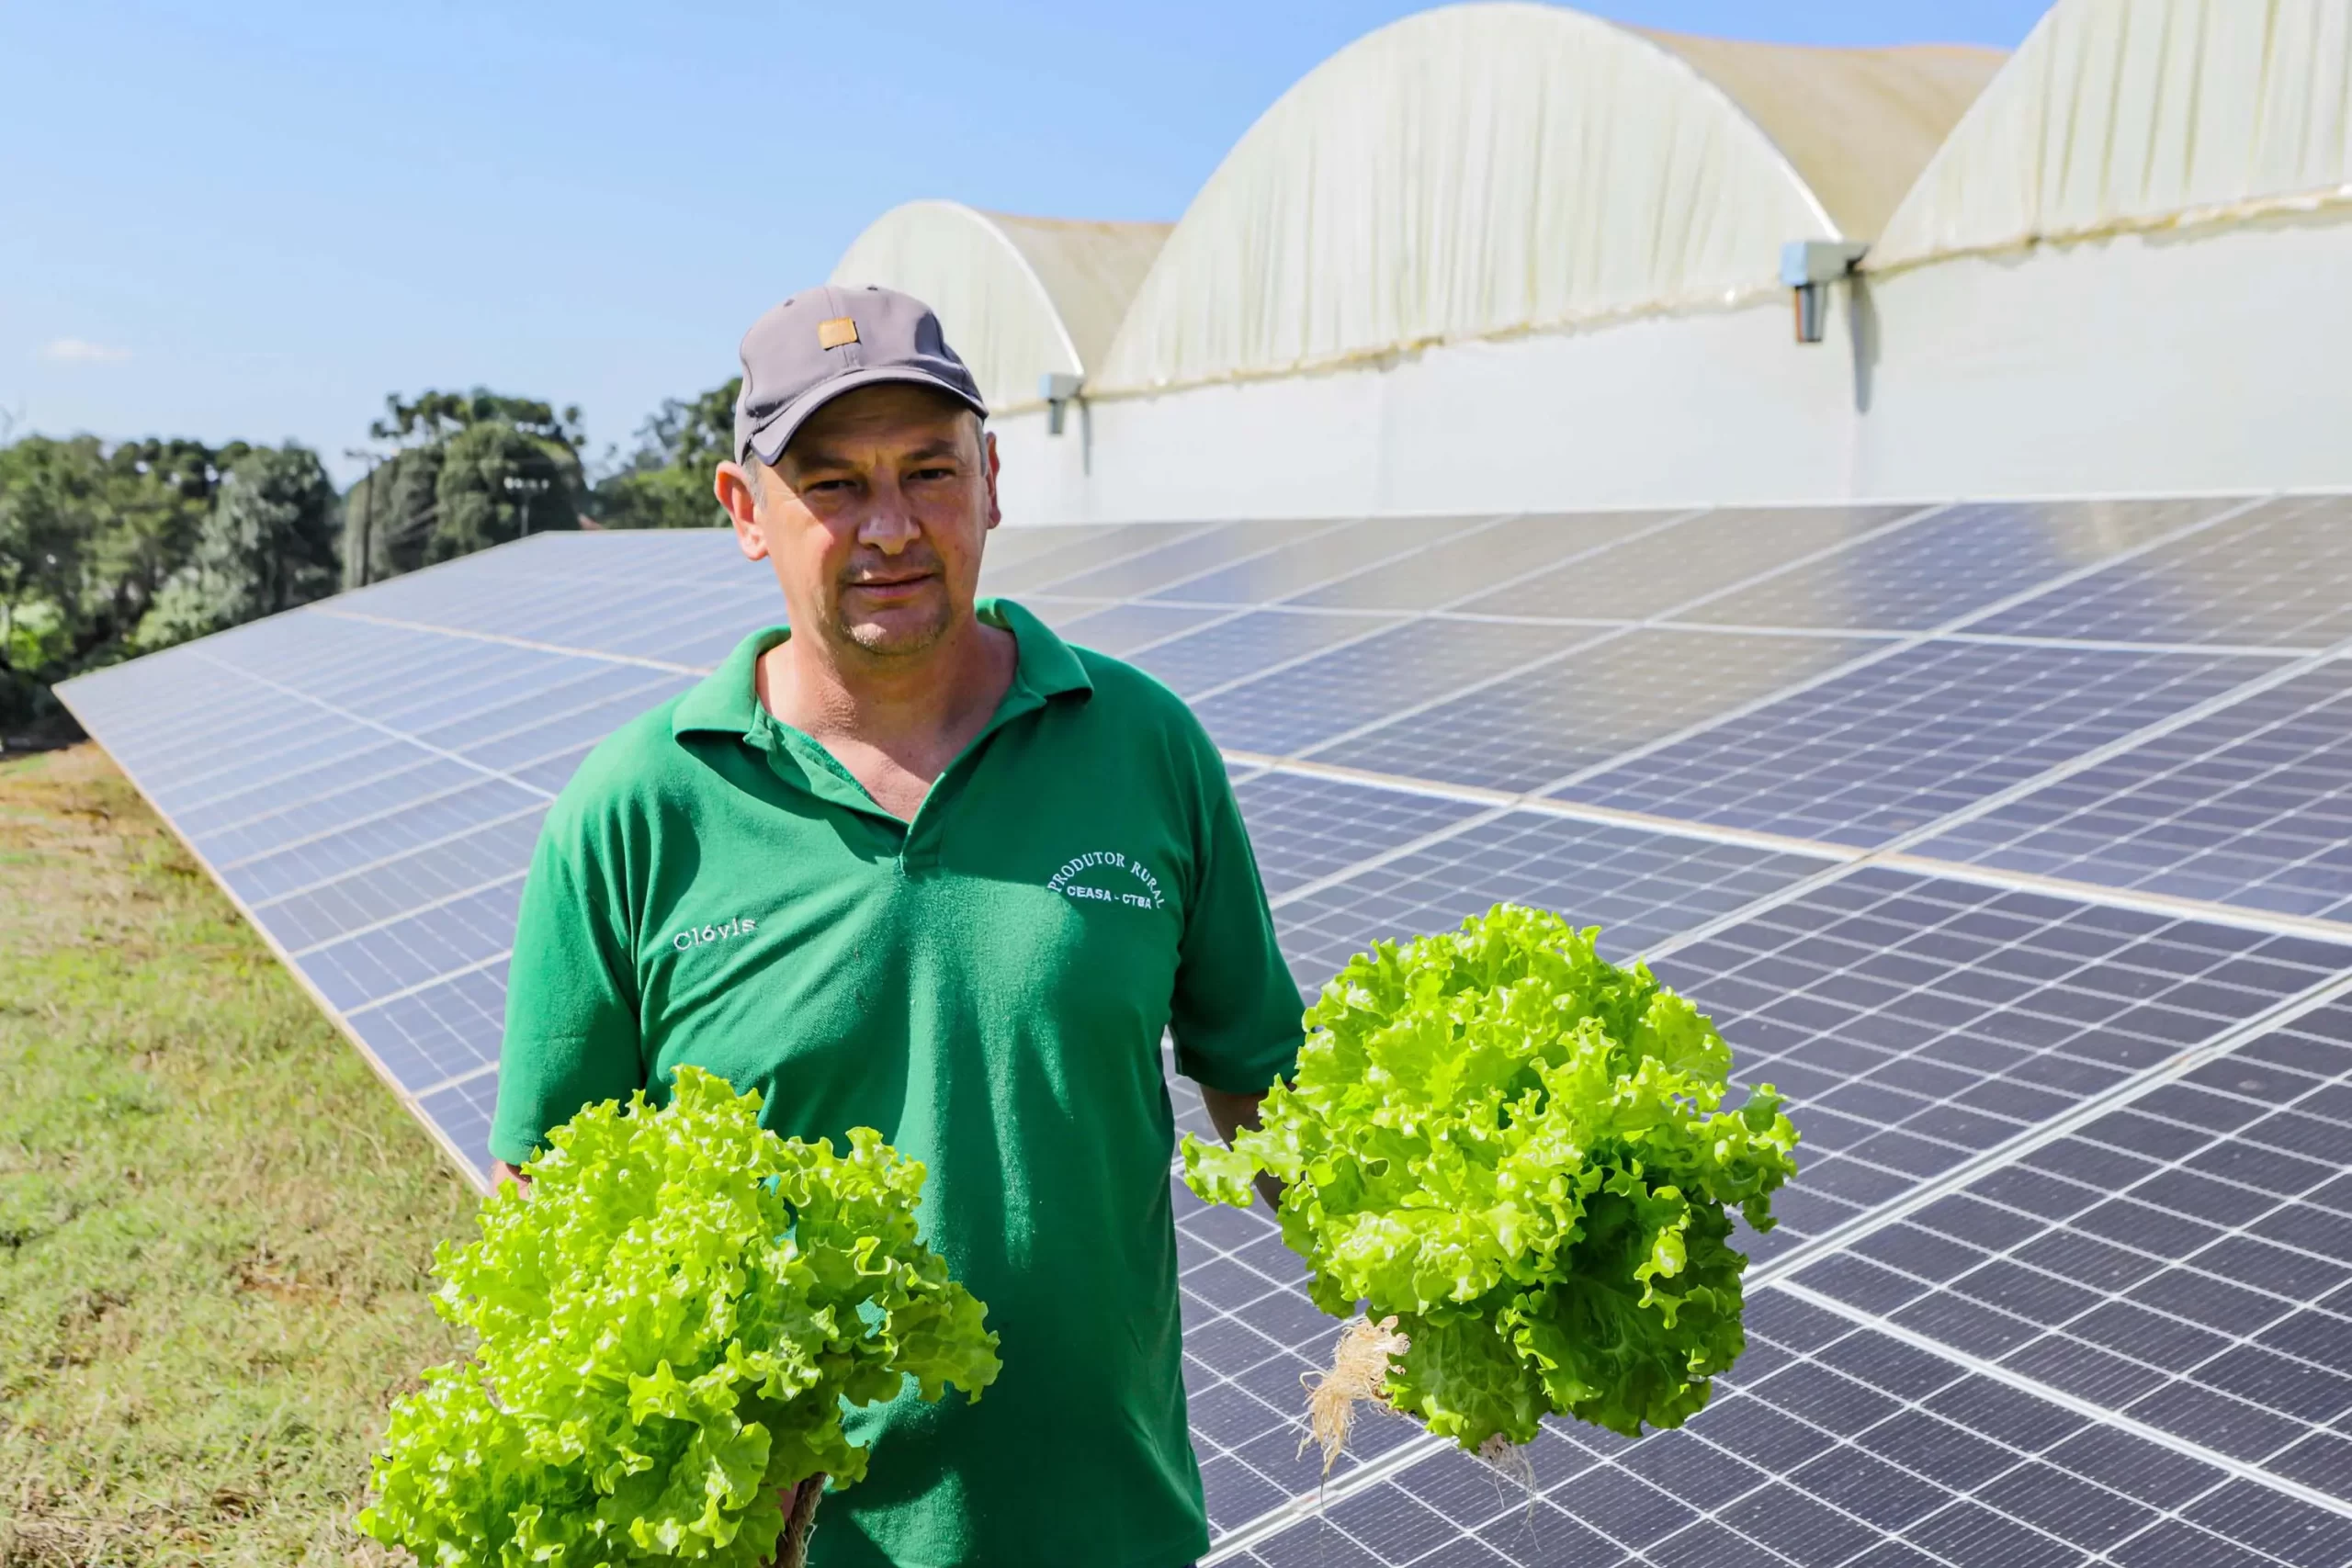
{"left": 721, "top": 383, "right": 999, "bottom": 660}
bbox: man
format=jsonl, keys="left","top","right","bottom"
{"left": 488, "top": 285, "right": 1303, "bottom": 1568}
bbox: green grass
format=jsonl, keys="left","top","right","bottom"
{"left": 0, "top": 745, "right": 476, "bottom": 1566}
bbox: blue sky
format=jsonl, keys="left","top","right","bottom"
{"left": 0, "top": 0, "right": 2050, "bottom": 479}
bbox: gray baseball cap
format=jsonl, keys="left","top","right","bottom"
{"left": 732, "top": 285, "right": 988, "bottom": 465}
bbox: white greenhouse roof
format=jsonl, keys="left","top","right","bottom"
{"left": 1871, "top": 0, "right": 2352, "bottom": 272}
{"left": 831, "top": 201, "right": 1170, "bottom": 412}
{"left": 1094, "top": 2, "right": 2001, "bottom": 395}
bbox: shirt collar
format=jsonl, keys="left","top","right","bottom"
{"left": 671, "top": 595, "right": 1091, "bottom": 742}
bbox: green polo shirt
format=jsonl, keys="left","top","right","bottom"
{"left": 491, "top": 600, "right": 1303, "bottom": 1568}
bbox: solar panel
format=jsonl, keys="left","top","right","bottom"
{"left": 1037, "top": 599, "right": 1231, "bottom": 656}
{"left": 1678, "top": 498, "right": 2245, "bottom": 634}
{"left": 1029, "top": 517, "right": 1341, "bottom": 600}
{"left": 1270, "top": 807, "right": 1838, "bottom": 997}
{"left": 1969, "top": 495, "right": 2352, "bottom": 650}
{"left": 1559, "top": 640, "right": 2283, "bottom": 847}
{"left": 1130, "top": 609, "right": 1411, "bottom": 700}
{"left": 1651, "top": 869, "right": 2352, "bottom": 1262}
{"left": 1230, "top": 769, "right": 1492, "bottom": 900}
{"left": 1148, "top": 513, "right": 1498, "bottom": 606}
{"left": 1793, "top": 995, "right": 2352, "bottom": 1498}
{"left": 1449, "top": 503, "right": 1922, "bottom": 620}
{"left": 1919, "top": 661, "right": 2352, "bottom": 923}
{"left": 1227, "top": 1287, "right": 2352, "bottom": 1568}
{"left": 55, "top": 491, "right": 2352, "bottom": 1564}
{"left": 1192, "top": 617, "right": 1610, "bottom": 756}
{"left": 1317, "top": 626, "right": 1894, "bottom": 795}
{"left": 1283, "top": 510, "right": 1679, "bottom": 613}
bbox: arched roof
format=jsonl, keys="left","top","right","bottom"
{"left": 831, "top": 202, "right": 1171, "bottom": 411}
{"left": 1096, "top": 3, "right": 2000, "bottom": 394}
{"left": 1639, "top": 30, "right": 2005, "bottom": 242}
{"left": 1871, "top": 0, "right": 2352, "bottom": 273}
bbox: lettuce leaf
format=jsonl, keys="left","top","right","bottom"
{"left": 1182, "top": 905, "right": 1796, "bottom": 1448}
{"left": 359, "top": 1066, "right": 1001, "bottom": 1565}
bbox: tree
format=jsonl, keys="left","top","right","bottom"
{"left": 79, "top": 437, "right": 240, "bottom": 643}
{"left": 0, "top": 432, "right": 286, "bottom": 728}
{"left": 343, "top": 387, "right": 588, "bottom": 586}
{"left": 342, "top": 446, "right": 446, "bottom": 591}
{"left": 371, "top": 389, "right": 584, "bottom": 453}
{"left": 0, "top": 434, "right": 233, "bottom": 673}
{"left": 135, "top": 446, "right": 341, "bottom": 649}
{"left": 431, "top": 422, "right": 581, "bottom": 562}
{"left": 590, "top": 377, "right": 737, "bottom": 530}
{"left": 0, "top": 440, "right": 89, "bottom": 659}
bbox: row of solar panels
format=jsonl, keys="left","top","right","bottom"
{"left": 55, "top": 493, "right": 2352, "bottom": 1567}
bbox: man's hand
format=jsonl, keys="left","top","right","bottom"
{"left": 1200, "top": 1086, "right": 1285, "bottom": 1212}
{"left": 491, "top": 1159, "right": 531, "bottom": 1194}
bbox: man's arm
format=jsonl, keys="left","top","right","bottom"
{"left": 1201, "top": 1086, "right": 1284, "bottom": 1212}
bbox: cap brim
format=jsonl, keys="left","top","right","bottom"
{"left": 742, "top": 367, "right": 989, "bottom": 465}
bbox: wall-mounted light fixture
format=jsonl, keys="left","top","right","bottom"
{"left": 1780, "top": 241, "right": 1869, "bottom": 344}
{"left": 1040, "top": 372, "right": 1085, "bottom": 436}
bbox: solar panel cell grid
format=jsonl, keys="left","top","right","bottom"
{"left": 254, "top": 807, "right": 546, "bottom": 953}
{"left": 1678, "top": 498, "right": 2238, "bottom": 634}
{"left": 416, "top": 1066, "right": 503, "bottom": 1174}
{"left": 1231, "top": 770, "right": 1491, "bottom": 899}
{"left": 1049, "top": 599, "right": 1231, "bottom": 656}
{"left": 1557, "top": 640, "right": 2282, "bottom": 848}
{"left": 510, "top": 741, "right": 605, "bottom": 795}
{"left": 468, "top": 592, "right": 767, "bottom": 667}
{"left": 196, "top": 757, "right": 487, "bottom": 865}
{"left": 1174, "top": 1182, "right": 1431, "bottom": 1534}
{"left": 1793, "top": 998, "right": 2352, "bottom": 1502}
{"left": 1031, "top": 518, "right": 1340, "bottom": 601}
{"left": 1272, "top": 809, "right": 1836, "bottom": 997}
{"left": 1966, "top": 495, "right": 2352, "bottom": 650}
{"left": 1129, "top": 609, "right": 1408, "bottom": 700}
{"left": 1191, "top": 618, "right": 1610, "bottom": 756}
{"left": 978, "top": 520, "right": 1217, "bottom": 594}
{"left": 304, "top": 877, "right": 523, "bottom": 1011}
{"left": 1918, "top": 660, "right": 2352, "bottom": 924}
{"left": 1452, "top": 504, "right": 1920, "bottom": 621}
{"left": 220, "top": 777, "right": 546, "bottom": 905}
{"left": 404, "top": 661, "right": 680, "bottom": 750}
{"left": 1318, "top": 626, "right": 1891, "bottom": 795}
{"left": 1283, "top": 511, "right": 1673, "bottom": 612}
{"left": 353, "top": 964, "right": 510, "bottom": 1094}
{"left": 454, "top": 686, "right": 695, "bottom": 772}
{"left": 1651, "top": 867, "right": 2352, "bottom": 1260}
{"left": 1220, "top": 1290, "right": 2339, "bottom": 1568}
{"left": 1148, "top": 514, "right": 1495, "bottom": 606}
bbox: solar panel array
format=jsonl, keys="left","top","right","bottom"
{"left": 58, "top": 493, "right": 2352, "bottom": 1567}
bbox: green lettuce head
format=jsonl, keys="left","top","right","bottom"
{"left": 1184, "top": 906, "right": 1797, "bottom": 1449}
{"left": 360, "top": 1066, "right": 1000, "bottom": 1565}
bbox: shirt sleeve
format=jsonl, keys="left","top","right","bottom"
{"left": 488, "top": 795, "right": 646, "bottom": 1165}
{"left": 1169, "top": 730, "right": 1306, "bottom": 1095}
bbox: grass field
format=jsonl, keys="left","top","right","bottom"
{"left": 0, "top": 744, "right": 475, "bottom": 1566}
